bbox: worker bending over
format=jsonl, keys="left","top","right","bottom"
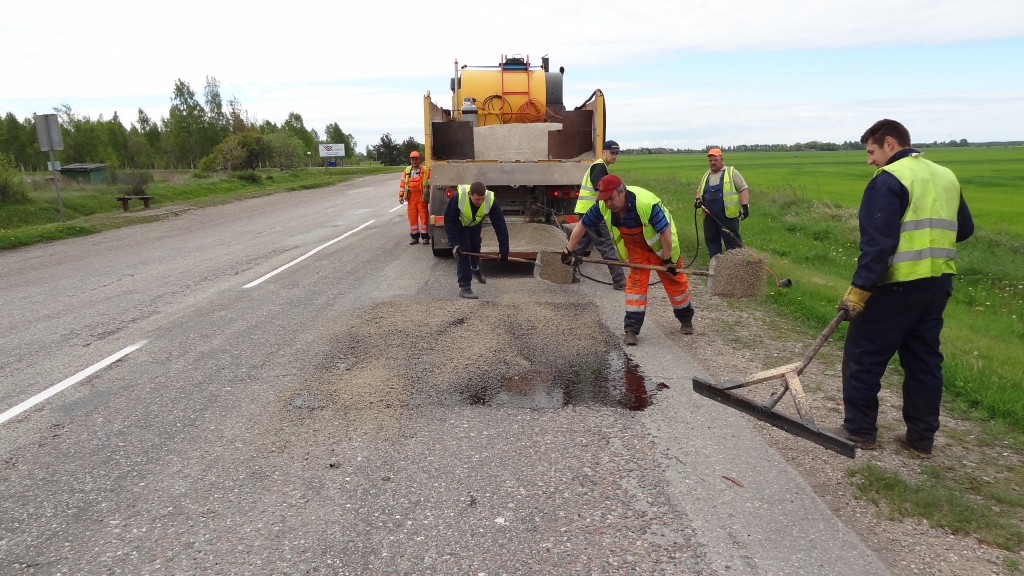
{"left": 399, "top": 151, "right": 431, "bottom": 245}
{"left": 826, "top": 119, "right": 974, "bottom": 459}
{"left": 573, "top": 140, "right": 627, "bottom": 290}
{"left": 694, "top": 148, "right": 749, "bottom": 257}
{"left": 443, "top": 181, "right": 510, "bottom": 300}
{"left": 563, "top": 175, "right": 695, "bottom": 345}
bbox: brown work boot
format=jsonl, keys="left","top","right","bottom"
{"left": 623, "top": 331, "right": 638, "bottom": 346}
{"left": 823, "top": 426, "right": 876, "bottom": 450}
{"left": 893, "top": 433, "right": 933, "bottom": 459}
{"left": 680, "top": 319, "right": 694, "bottom": 335}
{"left": 409, "top": 237, "right": 420, "bottom": 245}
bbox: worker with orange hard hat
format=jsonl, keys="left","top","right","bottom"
{"left": 694, "top": 147, "right": 750, "bottom": 257}
{"left": 400, "top": 150, "right": 431, "bottom": 245}
{"left": 563, "top": 175, "right": 695, "bottom": 345}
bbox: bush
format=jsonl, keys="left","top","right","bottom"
{"left": 121, "top": 170, "right": 154, "bottom": 195}
{"left": 191, "top": 170, "right": 211, "bottom": 179}
{"left": 232, "top": 171, "right": 262, "bottom": 183}
{"left": 0, "top": 152, "right": 30, "bottom": 203}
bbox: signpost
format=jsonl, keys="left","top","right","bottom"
{"left": 318, "top": 143, "right": 346, "bottom": 158}
{"left": 34, "top": 114, "right": 65, "bottom": 222}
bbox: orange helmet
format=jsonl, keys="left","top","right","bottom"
{"left": 409, "top": 151, "right": 421, "bottom": 158}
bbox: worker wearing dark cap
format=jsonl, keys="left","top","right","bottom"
{"left": 443, "top": 181, "right": 510, "bottom": 299}
{"left": 572, "top": 140, "right": 627, "bottom": 290}
{"left": 563, "top": 175, "right": 695, "bottom": 345}
{"left": 694, "top": 148, "right": 749, "bottom": 257}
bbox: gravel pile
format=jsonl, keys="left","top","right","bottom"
{"left": 480, "top": 222, "right": 566, "bottom": 254}
{"left": 474, "top": 123, "right": 562, "bottom": 161}
{"left": 538, "top": 250, "right": 575, "bottom": 284}
{"left": 707, "top": 250, "right": 766, "bottom": 298}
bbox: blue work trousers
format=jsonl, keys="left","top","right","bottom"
{"left": 842, "top": 285, "right": 950, "bottom": 452}
{"left": 703, "top": 213, "right": 743, "bottom": 258}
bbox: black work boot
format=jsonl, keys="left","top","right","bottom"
{"left": 409, "top": 237, "right": 419, "bottom": 245}
{"left": 680, "top": 318, "right": 694, "bottom": 335}
{"left": 459, "top": 287, "right": 478, "bottom": 299}
{"left": 472, "top": 268, "right": 486, "bottom": 284}
{"left": 421, "top": 235, "right": 431, "bottom": 245}
{"left": 823, "top": 426, "right": 876, "bottom": 450}
{"left": 893, "top": 433, "right": 933, "bottom": 459}
{"left": 623, "top": 331, "right": 638, "bottom": 346}
{"left": 612, "top": 278, "right": 626, "bottom": 291}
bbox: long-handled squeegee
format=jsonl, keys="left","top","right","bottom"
{"left": 691, "top": 310, "right": 855, "bottom": 458}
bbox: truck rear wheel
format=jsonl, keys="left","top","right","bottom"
{"left": 431, "top": 234, "right": 453, "bottom": 258}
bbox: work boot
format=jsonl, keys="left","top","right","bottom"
{"left": 893, "top": 433, "right": 933, "bottom": 459}
{"left": 612, "top": 279, "right": 626, "bottom": 290}
{"left": 680, "top": 318, "right": 694, "bottom": 335}
{"left": 472, "top": 269, "right": 486, "bottom": 284}
{"left": 409, "top": 237, "right": 420, "bottom": 245}
{"left": 459, "top": 287, "right": 478, "bottom": 299}
{"left": 822, "top": 426, "right": 876, "bottom": 450}
{"left": 623, "top": 331, "right": 638, "bottom": 346}
{"left": 421, "top": 235, "right": 431, "bottom": 244}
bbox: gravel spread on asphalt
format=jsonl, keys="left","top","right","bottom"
{"left": 479, "top": 222, "right": 566, "bottom": 254}
{"left": 474, "top": 123, "right": 562, "bottom": 160}
{"left": 708, "top": 249, "right": 767, "bottom": 298}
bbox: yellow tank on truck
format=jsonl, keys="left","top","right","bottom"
{"left": 459, "top": 68, "right": 548, "bottom": 125}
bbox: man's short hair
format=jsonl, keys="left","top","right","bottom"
{"left": 861, "top": 119, "right": 911, "bottom": 148}
{"left": 469, "top": 182, "right": 486, "bottom": 196}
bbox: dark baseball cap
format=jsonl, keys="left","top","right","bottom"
{"left": 604, "top": 140, "right": 621, "bottom": 153}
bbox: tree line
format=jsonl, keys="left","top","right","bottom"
{"left": 0, "top": 76, "right": 358, "bottom": 172}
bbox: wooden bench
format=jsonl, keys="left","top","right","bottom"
{"left": 116, "top": 195, "right": 153, "bottom": 212}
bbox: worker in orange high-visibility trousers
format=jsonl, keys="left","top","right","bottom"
{"left": 400, "top": 151, "right": 431, "bottom": 245}
{"left": 564, "top": 175, "right": 695, "bottom": 345}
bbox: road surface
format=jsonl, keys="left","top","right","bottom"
{"left": 0, "top": 174, "right": 890, "bottom": 575}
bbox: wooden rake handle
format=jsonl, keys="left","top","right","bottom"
{"left": 576, "top": 256, "right": 713, "bottom": 277}
{"left": 459, "top": 251, "right": 543, "bottom": 266}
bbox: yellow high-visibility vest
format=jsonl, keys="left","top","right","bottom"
{"left": 599, "top": 186, "right": 680, "bottom": 262}
{"left": 698, "top": 166, "right": 740, "bottom": 218}
{"left": 575, "top": 159, "right": 606, "bottom": 215}
{"left": 457, "top": 185, "right": 494, "bottom": 227}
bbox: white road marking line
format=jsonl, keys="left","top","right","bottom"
{"left": 0, "top": 341, "right": 148, "bottom": 425}
{"left": 243, "top": 220, "right": 375, "bottom": 288}
{"left": 389, "top": 204, "right": 404, "bottom": 212}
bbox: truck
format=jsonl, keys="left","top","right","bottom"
{"left": 421, "top": 54, "right": 606, "bottom": 258}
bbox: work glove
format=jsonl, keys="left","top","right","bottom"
{"left": 693, "top": 197, "right": 703, "bottom": 209}
{"left": 741, "top": 204, "right": 749, "bottom": 220}
{"left": 452, "top": 245, "right": 462, "bottom": 258}
{"left": 560, "top": 248, "right": 579, "bottom": 266}
{"left": 837, "top": 285, "right": 871, "bottom": 320}
{"left": 662, "top": 258, "right": 680, "bottom": 275}
{"left": 399, "top": 196, "right": 405, "bottom": 205}
{"left": 499, "top": 251, "right": 508, "bottom": 263}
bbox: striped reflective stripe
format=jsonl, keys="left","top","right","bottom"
{"left": 900, "top": 218, "right": 958, "bottom": 233}
{"left": 889, "top": 247, "right": 958, "bottom": 265}
{"left": 625, "top": 293, "right": 648, "bottom": 301}
{"left": 578, "top": 191, "right": 598, "bottom": 202}
{"left": 723, "top": 200, "right": 741, "bottom": 206}
{"left": 625, "top": 305, "right": 646, "bottom": 311}
{"left": 580, "top": 184, "right": 596, "bottom": 192}
{"left": 669, "top": 292, "right": 690, "bottom": 304}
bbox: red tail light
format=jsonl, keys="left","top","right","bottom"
{"left": 446, "top": 187, "right": 455, "bottom": 198}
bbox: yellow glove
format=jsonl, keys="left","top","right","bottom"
{"left": 838, "top": 286, "right": 871, "bottom": 320}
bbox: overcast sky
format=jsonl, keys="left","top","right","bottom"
{"left": 3, "top": 0, "right": 1023, "bottom": 150}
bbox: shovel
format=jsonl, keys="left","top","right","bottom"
{"left": 691, "top": 310, "right": 855, "bottom": 458}
{"left": 568, "top": 255, "right": 713, "bottom": 277}
{"left": 458, "top": 251, "right": 543, "bottom": 266}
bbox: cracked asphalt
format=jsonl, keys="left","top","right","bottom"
{"left": 0, "top": 174, "right": 890, "bottom": 575}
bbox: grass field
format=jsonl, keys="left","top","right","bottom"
{"left": 619, "top": 148, "right": 1024, "bottom": 551}
{"left": 0, "top": 166, "right": 402, "bottom": 250}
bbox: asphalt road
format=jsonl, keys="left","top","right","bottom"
{"left": 0, "top": 174, "right": 891, "bottom": 575}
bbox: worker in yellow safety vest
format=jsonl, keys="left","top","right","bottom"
{"left": 573, "top": 140, "right": 626, "bottom": 289}
{"left": 400, "top": 151, "right": 431, "bottom": 245}
{"left": 824, "top": 119, "right": 974, "bottom": 459}
{"left": 693, "top": 148, "right": 750, "bottom": 258}
{"left": 442, "top": 182, "right": 510, "bottom": 299}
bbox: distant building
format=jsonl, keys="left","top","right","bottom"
{"left": 60, "top": 163, "right": 109, "bottom": 184}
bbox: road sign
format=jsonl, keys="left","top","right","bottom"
{"left": 319, "top": 143, "right": 346, "bottom": 158}
{"left": 34, "top": 114, "right": 64, "bottom": 152}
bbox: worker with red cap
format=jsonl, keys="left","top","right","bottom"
{"left": 694, "top": 148, "right": 750, "bottom": 257}
{"left": 400, "top": 150, "right": 431, "bottom": 245}
{"left": 563, "top": 175, "right": 695, "bottom": 345}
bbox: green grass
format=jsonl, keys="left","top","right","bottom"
{"left": 617, "top": 148, "right": 1024, "bottom": 432}
{"left": 0, "top": 166, "right": 402, "bottom": 250}
{"left": 848, "top": 462, "right": 1024, "bottom": 552}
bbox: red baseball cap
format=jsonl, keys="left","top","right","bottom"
{"left": 596, "top": 174, "right": 623, "bottom": 201}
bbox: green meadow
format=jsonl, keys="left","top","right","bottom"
{"left": 616, "top": 148, "right": 1024, "bottom": 431}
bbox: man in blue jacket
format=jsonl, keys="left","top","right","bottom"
{"left": 443, "top": 181, "right": 510, "bottom": 299}
{"left": 826, "top": 119, "right": 974, "bottom": 459}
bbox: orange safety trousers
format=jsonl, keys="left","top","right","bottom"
{"left": 620, "top": 226, "right": 693, "bottom": 334}
{"left": 406, "top": 191, "right": 428, "bottom": 238}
